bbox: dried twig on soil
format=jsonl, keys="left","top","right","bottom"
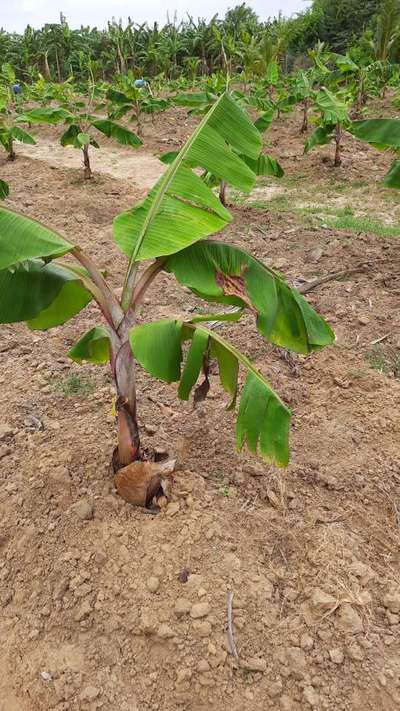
{"left": 369, "top": 333, "right": 390, "bottom": 345}
{"left": 227, "top": 591, "right": 239, "bottom": 663}
{"left": 297, "top": 263, "right": 367, "bottom": 295}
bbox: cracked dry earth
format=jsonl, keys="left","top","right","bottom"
{"left": 0, "top": 102, "right": 400, "bottom": 711}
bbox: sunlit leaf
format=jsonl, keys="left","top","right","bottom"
{"left": 114, "top": 92, "right": 261, "bottom": 262}
{"left": 92, "top": 119, "right": 142, "bottom": 147}
{"left": 0, "top": 206, "right": 73, "bottom": 271}
{"left": 68, "top": 326, "right": 111, "bottom": 364}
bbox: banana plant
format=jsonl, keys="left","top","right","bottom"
{"left": 106, "top": 74, "right": 168, "bottom": 135}
{"left": 289, "top": 71, "right": 314, "bottom": 133}
{"left": 0, "top": 84, "right": 36, "bottom": 161}
{"left": 304, "top": 87, "right": 351, "bottom": 167}
{"left": 18, "top": 89, "right": 142, "bottom": 179}
{"left": 0, "top": 92, "right": 334, "bottom": 510}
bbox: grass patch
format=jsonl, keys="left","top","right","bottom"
{"left": 238, "top": 191, "right": 400, "bottom": 237}
{"left": 351, "top": 179, "right": 369, "bottom": 189}
{"left": 55, "top": 373, "right": 96, "bottom": 397}
{"left": 367, "top": 346, "right": 390, "bottom": 375}
{"left": 367, "top": 345, "right": 400, "bottom": 378}
{"left": 325, "top": 214, "right": 400, "bottom": 237}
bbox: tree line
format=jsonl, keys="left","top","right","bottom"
{"left": 0, "top": 0, "right": 398, "bottom": 82}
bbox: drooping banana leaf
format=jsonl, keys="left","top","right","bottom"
{"left": 113, "top": 92, "right": 261, "bottom": 264}
{"left": 11, "top": 126, "right": 36, "bottom": 145}
{"left": 68, "top": 326, "right": 111, "bottom": 364}
{"left": 243, "top": 154, "right": 284, "bottom": 178}
{"left": 350, "top": 118, "right": 400, "bottom": 147}
{"left": 27, "top": 265, "right": 92, "bottom": 329}
{"left": 129, "top": 318, "right": 291, "bottom": 466}
{"left": 60, "top": 124, "right": 82, "bottom": 147}
{"left": 304, "top": 125, "right": 335, "bottom": 154}
{"left": 164, "top": 240, "right": 334, "bottom": 354}
{"left": 0, "top": 207, "right": 73, "bottom": 271}
{"left": 383, "top": 159, "right": 400, "bottom": 189}
{"left": 0, "top": 260, "right": 90, "bottom": 325}
{"left": 315, "top": 88, "right": 348, "bottom": 124}
{"left": 172, "top": 92, "right": 216, "bottom": 112}
{"left": 92, "top": 120, "right": 142, "bottom": 147}
{"left": 254, "top": 109, "right": 275, "bottom": 133}
{"left": 16, "top": 107, "right": 74, "bottom": 125}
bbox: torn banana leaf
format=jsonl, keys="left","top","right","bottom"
{"left": 164, "top": 241, "right": 335, "bottom": 354}
{"left": 129, "top": 318, "right": 291, "bottom": 466}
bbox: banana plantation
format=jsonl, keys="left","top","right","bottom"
{"left": 0, "top": 1, "right": 400, "bottom": 709}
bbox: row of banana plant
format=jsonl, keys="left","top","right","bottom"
{"left": 2, "top": 49, "right": 400, "bottom": 189}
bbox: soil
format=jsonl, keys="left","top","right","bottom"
{"left": 1, "top": 99, "right": 400, "bottom": 711}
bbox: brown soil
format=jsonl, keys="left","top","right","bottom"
{"left": 1, "top": 101, "right": 400, "bottom": 711}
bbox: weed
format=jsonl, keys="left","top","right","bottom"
{"left": 351, "top": 179, "right": 369, "bottom": 189}
{"left": 55, "top": 373, "right": 96, "bottom": 397}
{"left": 365, "top": 345, "right": 400, "bottom": 377}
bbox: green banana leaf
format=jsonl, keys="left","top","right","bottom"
{"left": 164, "top": 240, "right": 334, "bottom": 354}
{"left": 254, "top": 110, "right": 275, "bottom": 133}
{"left": 304, "top": 125, "right": 335, "bottom": 154}
{"left": 243, "top": 154, "right": 284, "bottom": 178}
{"left": 17, "top": 107, "right": 74, "bottom": 125}
{"left": 61, "top": 124, "right": 82, "bottom": 147}
{"left": 27, "top": 266, "right": 92, "bottom": 329}
{"left": 350, "top": 119, "right": 400, "bottom": 147}
{"left": 92, "top": 120, "right": 142, "bottom": 147}
{"left": 129, "top": 318, "right": 291, "bottom": 466}
{"left": 11, "top": 126, "right": 36, "bottom": 145}
{"left": 315, "top": 88, "right": 348, "bottom": 124}
{"left": 0, "top": 207, "right": 73, "bottom": 271}
{"left": 113, "top": 92, "right": 261, "bottom": 263}
{"left": 383, "top": 159, "right": 400, "bottom": 188}
{"left": 68, "top": 326, "right": 111, "bottom": 364}
{"left": 0, "top": 260, "right": 90, "bottom": 325}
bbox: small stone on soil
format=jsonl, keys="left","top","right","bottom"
{"left": 190, "top": 602, "right": 210, "bottom": 619}
{"left": 146, "top": 576, "right": 160, "bottom": 593}
{"left": 241, "top": 657, "right": 267, "bottom": 673}
{"left": 71, "top": 499, "right": 94, "bottom": 521}
{"left": 329, "top": 648, "right": 344, "bottom": 664}
{"left": 175, "top": 598, "right": 191, "bottom": 617}
{"left": 337, "top": 603, "right": 363, "bottom": 634}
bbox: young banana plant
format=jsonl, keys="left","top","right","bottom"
{"left": 0, "top": 92, "right": 335, "bottom": 511}
{"left": 18, "top": 88, "right": 142, "bottom": 179}
{"left": 304, "top": 85, "right": 400, "bottom": 179}
{"left": 106, "top": 74, "right": 168, "bottom": 135}
{"left": 0, "top": 85, "right": 36, "bottom": 161}
{"left": 304, "top": 87, "right": 351, "bottom": 167}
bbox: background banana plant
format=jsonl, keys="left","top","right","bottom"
{"left": 18, "top": 85, "right": 142, "bottom": 178}
{"left": 0, "top": 92, "right": 334, "bottom": 509}
{"left": 106, "top": 72, "right": 169, "bottom": 135}
{"left": 0, "top": 77, "right": 36, "bottom": 161}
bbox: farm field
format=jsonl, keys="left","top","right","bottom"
{"left": 1, "top": 95, "right": 400, "bottom": 711}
